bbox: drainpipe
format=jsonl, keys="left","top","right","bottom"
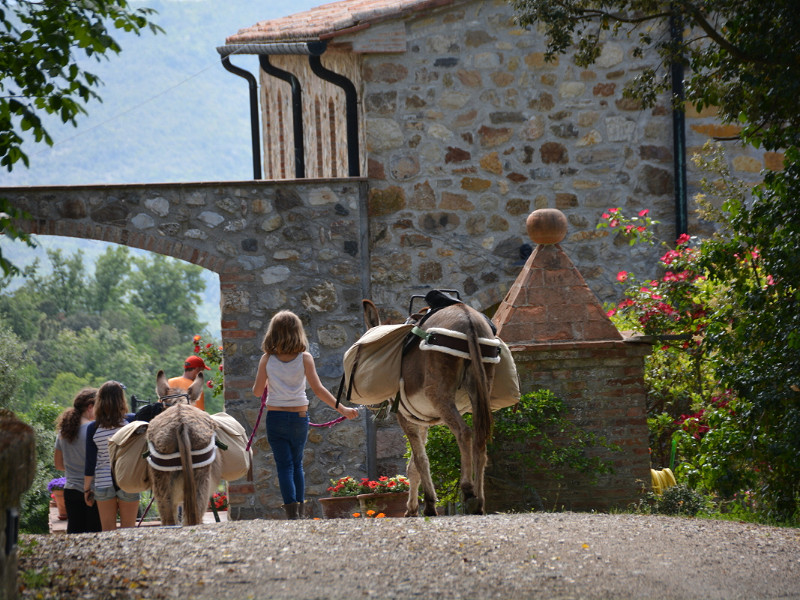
{"left": 308, "top": 55, "right": 360, "bottom": 177}
{"left": 259, "top": 55, "right": 306, "bottom": 179}
{"left": 670, "top": 9, "right": 688, "bottom": 237}
{"left": 219, "top": 56, "right": 262, "bottom": 180}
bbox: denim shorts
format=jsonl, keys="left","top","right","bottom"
{"left": 94, "top": 485, "right": 140, "bottom": 503}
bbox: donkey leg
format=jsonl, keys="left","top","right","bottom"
{"left": 397, "top": 415, "right": 437, "bottom": 517}
{"left": 438, "top": 407, "right": 482, "bottom": 514}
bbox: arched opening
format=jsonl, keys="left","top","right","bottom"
{"left": 0, "top": 234, "right": 223, "bottom": 413}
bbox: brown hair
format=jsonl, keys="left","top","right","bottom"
{"left": 55, "top": 388, "right": 98, "bottom": 443}
{"left": 94, "top": 381, "right": 128, "bottom": 429}
{"left": 261, "top": 310, "right": 308, "bottom": 355}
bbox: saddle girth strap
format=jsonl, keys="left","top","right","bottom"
{"left": 146, "top": 435, "right": 217, "bottom": 472}
{"left": 417, "top": 327, "right": 502, "bottom": 363}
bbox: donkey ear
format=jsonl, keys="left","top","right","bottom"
{"left": 188, "top": 372, "right": 204, "bottom": 404}
{"left": 156, "top": 370, "right": 169, "bottom": 398}
{"left": 363, "top": 299, "right": 381, "bottom": 329}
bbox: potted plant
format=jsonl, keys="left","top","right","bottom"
{"left": 319, "top": 476, "right": 370, "bottom": 519}
{"left": 48, "top": 477, "right": 67, "bottom": 520}
{"left": 357, "top": 475, "right": 411, "bottom": 518}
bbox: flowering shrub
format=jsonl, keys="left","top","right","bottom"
{"left": 596, "top": 148, "right": 800, "bottom": 523}
{"left": 209, "top": 491, "right": 228, "bottom": 511}
{"left": 191, "top": 334, "right": 224, "bottom": 398}
{"left": 326, "top": 476, "right": 370, "bottom": 497}
{"left": 47, "top": 477, "right": 66, "bottom": 493}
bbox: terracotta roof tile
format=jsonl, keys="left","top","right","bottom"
{"left": 226, "top": 0, "right": 457, "bottom": 44}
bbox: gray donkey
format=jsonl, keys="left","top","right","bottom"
{"left": 146, "top": 370, "right": 222, "bottom": 526}
{"left": 363, "top": 298, "right": 498, "bottom": 516}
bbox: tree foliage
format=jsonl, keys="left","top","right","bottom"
{"left": 511, "top": 0, "right": 800, "bottom": 150}
{"left": 0, "top": 0, "right": 162, "bottom": 170}
{"left": 0, "top": 245, "right": 211, "bottom": 408}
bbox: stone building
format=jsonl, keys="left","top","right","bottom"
{"left": 220, "top": 0, "right": 783, "bottom": 315}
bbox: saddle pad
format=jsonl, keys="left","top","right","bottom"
{"left": 109, "top": 420, "right": 151, "bottom": 493}
{"left": 399, "top": 338, "right": 520, "bottom": 424}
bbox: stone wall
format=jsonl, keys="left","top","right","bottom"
{"left": 485, "top": 341, "right": 652, "bottom": 513}
{"left": 341, "top": 0, "right": 784, "bottom": 315}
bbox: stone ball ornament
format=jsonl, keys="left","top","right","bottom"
{"left": 526, "top": 208, "right": 568, "bottom": 245}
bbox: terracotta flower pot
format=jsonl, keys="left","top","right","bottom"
{"left": 356, "top": 492, "right": 409, "bottom": 518}
{"left": 52, "top": 489, "right": 67, "bottom": 520}
{"left": 319, "top": 496, "right": 361, "bottom": 519}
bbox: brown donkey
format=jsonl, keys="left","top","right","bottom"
{"left": 363, "top": 299, "right": 498, "bottom": 516}
{"left": 146, "top": 370, "right": 222, "bottom": 526}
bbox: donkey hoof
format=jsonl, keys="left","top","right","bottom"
{"left": 465, "top": 497, "right": 484, "bottom": 515}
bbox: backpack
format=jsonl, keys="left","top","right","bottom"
{"left": 109, "top": 421, "right": 150, "bottom": 493}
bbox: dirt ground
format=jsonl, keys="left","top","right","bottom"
{"left": 16, "top": 512, "right": 800, "bottom": 599}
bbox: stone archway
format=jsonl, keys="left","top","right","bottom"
{"left": 5, "top": 179, "right": 375, "bottom": 518}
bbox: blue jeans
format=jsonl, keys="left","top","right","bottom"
{"left": 265, "top": 411, "right": 309, "bottom": 505}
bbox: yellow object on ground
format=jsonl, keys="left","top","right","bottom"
{"left": 650, "top": 468, "right": 677, "bottom": 494}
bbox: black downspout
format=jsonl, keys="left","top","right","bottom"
{"left": 259, "top": 55, "right": 306, "bottom": 179}
{"left": 670, "top": 10, "right": 688, "bottom": 237}
{"left": 308, "top": 55, "right": 360, "bottom": 177}
{"left": 220, "top": 57, "right": 262, "bottom": 180}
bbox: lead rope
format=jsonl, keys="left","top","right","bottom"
{"left": 246, "top": 385, "right": 355, "bottom": 449}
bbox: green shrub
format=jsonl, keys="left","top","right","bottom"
{"left": 413, "top": 389, "right": 619, "bottom": 507}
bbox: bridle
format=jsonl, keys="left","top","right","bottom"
{"left": 158, "top": 392, "right": 190, "bottom": 406}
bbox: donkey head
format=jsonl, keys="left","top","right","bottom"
{"left": 155, "top": 369, "right": 204, "bottom": 407}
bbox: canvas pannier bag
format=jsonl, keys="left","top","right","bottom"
{"left": 109, "top": 420, "right": 150, "bottom": 493}
{"left": 342, "top": 323, "right": 414, "bottom": 405}
{"left": 210, "top": 412, "right": 252, "bottom": 481}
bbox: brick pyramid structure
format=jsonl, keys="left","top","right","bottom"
{"left": 485, "top": 209, "right": 649, "bottom": 513}
{"left": 493, "top": 237, "right": 622, "bottom": 345}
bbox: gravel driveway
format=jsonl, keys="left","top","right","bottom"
{"left": 17, "top": 513, "right": 800, "bottom": 599}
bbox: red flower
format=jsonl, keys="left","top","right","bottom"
{"left": 676, "top": 233, "right": 691, "bottom": 246}
{"left": 638, "top": 209, "right": 649, "bottom": 217}
{"left": 207, "top": 381, "right": 214, "bottom": 388}
{"left": 194, "top": 345, "right": 201, "bottom": 353}
{"left": 617, "top": 271, "right": 628, "bottom": 282}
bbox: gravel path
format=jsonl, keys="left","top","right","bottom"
{"left": 17, "top": 513, "right": 800, "bottom": 599}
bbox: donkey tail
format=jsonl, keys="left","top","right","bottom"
{"left": 178, "top": 424, "right": 199, "bottom": 525}
{"left": 462, "top": 306, "right": 493, "bottom": 449}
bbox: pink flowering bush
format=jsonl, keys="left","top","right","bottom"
{"left": 598, "top": 206, "right": 751, "bottom": 498}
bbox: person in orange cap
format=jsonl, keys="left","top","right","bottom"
{"left": 168, "top": 355, "right": 211, "bottom": 411}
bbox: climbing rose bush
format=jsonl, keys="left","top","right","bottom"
{"left": 191, "top": 334, "right": 224, "bottom": 398}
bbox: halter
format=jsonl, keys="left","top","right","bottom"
{"left": 159, "top": 392, "right": 190, "bottom": 404}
